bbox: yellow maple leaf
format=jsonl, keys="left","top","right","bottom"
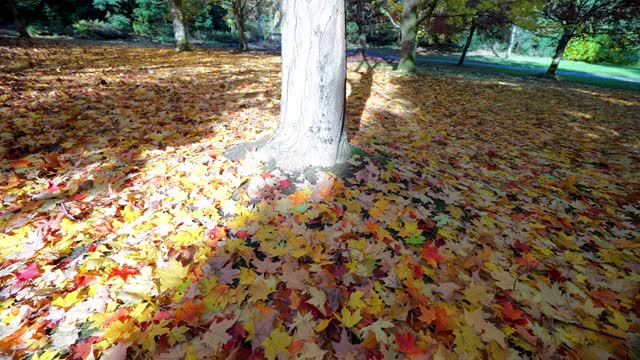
{"left": 366, "top": 291, "right": 384, "bottom": 316}
{"left": 103, "top": 319, "right": 139, "bottom": 344}
{"left": 314, "top": 319, "right": 331, "bottom": 332}
{"left": 369, "top": 199, "right": 389, "bottom": 219}
{"left": 0, "top": 228, "right": 28, "bottom": 257}
{"left": 347, "top": 291, "right": 365, "bottom": 310}
{"left": 30, "top": 351, "right": 61, "bottom": 360}
{"left": 52, "top": 290, "right": 81, "bottom": 308}
{"left": 335, "top": 307, "right": 362, "bottom": 328}
{"left": 157, "top": 261, "right": 188, "bottom": 292}
{"left": 168, "top": 325, "right": 189, "bottom": 346}
{"left": 263, "top": 328, "right": 292, "bottom": 360}
{"left": 122, "top": 204, "right": 142, "bottom": 223}
{"left": 171, "top": 227, "right": 203, "bottom": 247}
{"left": 239, "top": 267, "right": 256, "bottom": 286}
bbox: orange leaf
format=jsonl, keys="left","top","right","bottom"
{"left": 288, "top": 340, "right": 305, "bottom": 355}
{"left": 394, "top": 331, "right": 425, "bottom": 357}
{"left": 175, "top": 299, "right": 205, "bottom": 324}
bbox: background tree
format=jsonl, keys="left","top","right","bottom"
{"left": 541, "top": 0, "right": 640, "bottom": 75}
{"left": 227, "top": 0, "right": 350, "bottom": 170}
{"left": 454, "top": 0, "right": 522, "bottom": 66}
{"left": 346, "top": 0, "right": 384, "bottom": 58}
{"left": 167, "top": 0, "right": 190, "bottom": 51}
{"left": 6, "top": 0, "right": 31, "bottom": 38}
{"left": 218, "top": 0, "right": 266, "bottom": 51}
{"left": 383, "top": 0, "right": 441, "bottom": 73}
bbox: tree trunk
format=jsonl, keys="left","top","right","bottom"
{"left": 356, "top": 0, "right": 367, "bottom": 58}
{"left": 226, "top": 0, "right": 350, "bottom": 171}
{"left": 7, "top": 0, "right": 29, "bottom": 39}
{"left": 237, "top": 12, "right": 247, "bottom": 51}
{"left": 506, "top": 25, "right": 516, "bottom": 59}
{"left": 547, "top": 29, "right": 573, "bottom": 76}
{"left": 168, "top": 0, "right": 189, "bottom": 51}
{"left": 398, "top": 0, "right": 419, "bottom": 73}
{"left": 358, "top": 31, "right": 367, "bottom": 58}
{"left": 256, "top": 4, "right": 263, "bottom": 42}
{"left": 457, "top": 21, "right": 477, "bottom": 66}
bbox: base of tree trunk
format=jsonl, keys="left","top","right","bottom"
{"left": 176, "top": 43, "right": 190, "bottom": 52}
{"left": 225, "top": 134, "right": 352, "bottom": 173}
{"left": 225, "top": 140, "right": 389, "bottom": 179}
{"left": 537, "top": 72, "right": 559, "bottom": 81}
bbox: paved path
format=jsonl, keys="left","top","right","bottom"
{"left": 353, "top": 49, "right": 640, "bottom": 84}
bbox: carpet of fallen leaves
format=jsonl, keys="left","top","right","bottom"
{"left": 1, "top": 38, "right": 639, "bottom": 360}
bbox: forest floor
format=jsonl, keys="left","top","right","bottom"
{"left": 1, "top": 38, "right": 639, "bottom": 360}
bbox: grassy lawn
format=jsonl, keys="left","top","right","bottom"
{"left": 464, "top": 53, "right": 640, "bottom": 79}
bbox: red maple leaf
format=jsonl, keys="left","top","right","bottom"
{"left": 420, "top": 246, "right": 445, "bottom": 267}
{"left": 394, "top": 331, "right": 425, "bottom": 357}
{"left": 497, "top": 303, "right": 527, "bottom": 325}
{"left": 108, "top": 266, "right": 138, "bottom": 281}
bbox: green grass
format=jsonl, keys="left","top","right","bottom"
{"left": 464, "top": 53, "right": 640, "bottom": 80}
{"left": 412, "top": 60, "right": 640, "bottom": 91}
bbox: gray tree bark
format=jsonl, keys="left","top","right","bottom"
{"left": 168, "top": 0, "right": 189, "bottom": 51}
{"left": 226, "top": 0, "right": 350, "bottom": 171}
{"left": 398, "top": 0, "right": 418, "bottom": 73}
{"left": 547, "top": 28, "right": 574, "bottom": 75}
{"left": 506, "top": 25, "right": 516, "bottom": 59}
{"left": 7, "top": 0, "right": 29, "bottom": 38}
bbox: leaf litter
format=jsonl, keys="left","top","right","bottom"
{"left": 1, "top": 39, "right": 639, "bottom": 359}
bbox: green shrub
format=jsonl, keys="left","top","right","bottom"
{"left": 72, "top": 19, "right": 128, "bottom": 39}
{"left": 105, "top": 13, "right": 131, "bottom": 31}
{"left": 565, "top": 35, "right": 640, "bottom": 65}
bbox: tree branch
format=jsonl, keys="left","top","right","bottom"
{"left": 417, "top": 0, "right": 439, "bottom": 25}
{"left": 380, "top": 5, "right": 400, "bottom": 29}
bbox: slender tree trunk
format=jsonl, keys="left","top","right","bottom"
{"left": 506, "top": 25, "right": 516, "bottom": 59}
{"left": 256, "top": 4, "right": 263, "bottom": 42}
{"left": 234, "top": 1, "right": 247, "bottom": 51}
{"left": 458, "top": 21, "right": 477, "bottom": 66}
{"left": 546, "top": 29, "right": 573, "bottom": 75}
{"left": 398, "top": 0, "right": 419, "bottom": 73}
{"left": 356, "top": 0, "right": 367, "bottom": 58}
{"left": 7, "top": 0, "right": 29, "bottom": 39}
{"left": 237, "top": 12, "right": 247, "bottom": 51}
{"left": 358, "top": 30, "right": 367, "bottom": 58}
{"left": 226, "top": 0, "right": 350, "bottom": 171}
{"left": 168, "top": 0, "right": 189, "bottom": 51}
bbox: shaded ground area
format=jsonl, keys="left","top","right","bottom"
{"left": 1, "top": 38, "right": 639, "bottom": 359}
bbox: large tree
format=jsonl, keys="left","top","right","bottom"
{"left": 6, "top": 0, "right": 32, "bottom": 38}
{"left": 226, "top": 0, "right": 350, "bottom": 171}
{"left": 542, "top": 0, "right": 640, "bottom": 75}
{"left": 168, "top": 0, "right": 190, "bottom": 51}
{"left": 383, "top": 0, "right": 440, "bottom": 73}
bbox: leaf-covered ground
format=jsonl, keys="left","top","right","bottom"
{"left": 1, "top": 39, "right": 639, "bottom": 359}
